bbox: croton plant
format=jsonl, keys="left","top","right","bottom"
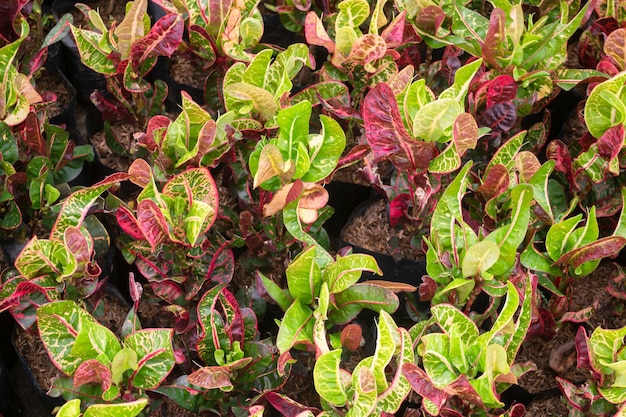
{"left": 4, "top": 0, "right": 626, "bottom": 416}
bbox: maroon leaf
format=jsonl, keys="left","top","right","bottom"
{"left": 219, "top": 288, "right": 245, "bottom": 344}
{"left": 415, "top": 6, "right": 445, "bottom": 36}
{"left": 21, "top": 112, "right": 46, "bottom": 155}
{"left": 575, "top": 326, "right": 592, "bottom": 371}
{"left": 419, "top": 276, "right": 437, "bottom": 301}
{"left": 206, "top": 242, "right": 234, "bottom": 286}
{"left": 449, "top": 375, "right": 485, "bottom": 407}
{"left": 487, "top": 75, "right": 517, "bottom": 107}
{"left": 150, "top": 279, "right": 184, "bottom": 305}
{"left": 74, "top": 359, "right": 113, "bottom": 392}
{"left": 597, "top": 124, "right": 625, "bottom": 160}
{"left": 555, "top": 236, "right": 626, "bottom": 269}
{"left": 141, "top": 115, "right": 171, "bottom": 152}
{"left": 117, "top": 206, "right": 145, "bottom": 240}
{"left": 90, "top": 90, "right": 132, "bottom": 123}
{"left": 478, "top": 164, "right": 509, "bottom": 200}
{"left": 130, "top": 13, "right": 184, "bottom": 67}
{"left": 389, "top": 194, "right": 410, "bottom": 227}
{"left": 546, "top": 140, "right": 574, "bottom": 187}
{"left": 479, "top": 101, "right": 517, "bottom": 133}
{"left": 263, "top": 391, "right": 320, "bottom": 417}
{"left": 340, "top": 323, "right": 363, "bottom": 352}
{"left": 363, "top": 83, "right": 436, "bottom": 170}
{"left": 402, "top": 363, "right": 448, "bottom": 411}
{"left": 556, "top": 377, "right": 589, "bottom": 412}
{"left": 137, "top": 199, "right": 170, "bottom": 249}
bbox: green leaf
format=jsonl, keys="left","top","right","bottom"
{"left": 37, "top": 301, "right": 103, "bottom": 374}
{"left": 440, "top": 59, "right": 482, "bottom": 102}
{"left": 585, "top": 71, "right": 626, "bottom": 138}
{"left": 375, "top": 328, "right": 414, "bottom": 413}
{"left": 15, "top": 236, "right": 77, "bottom": 280}
{"left": 70, "top": 26, "right": 116, "bottom": 74}
{"left": 258, "top": 272, "right": 293, "bottom": 311}
{"left": 114, "top": 0, "right": 148, "bottom": 60}
{"left": 412, "top": 98, "right": 462, "bottom": 142}
{"left": 56, "top": 399, "right": 81, "bottom": 417}
{"left": 314, "top": 350, "right": 348, "bottom": 406}
{"left": 124, "top": 329, "right": 175, "bottom": 389}
{"left": 336, "top": 0, "right": 370, "bottom": 29}
{"left": 286, "top": 245, "right": 322, "bottom": 304}
{"left": 462, "top": 240, "right": 500, "bottom": 278}
{"left": 484, "top": 184, "right": 533, "bottom": 275}
{"left": 324, "top": 253, "right": 381, "bottom": 294}
{"left": 431, "top": 304, "right": 479, "bottom": 344}
{"left": 546, "top": 215, "right": 583, "bottom": 261}
{"left": 301, "top": 115, "right": 346, "bottom": 183}
{"left": 332, "top": 283, "right": 399, "bottom": 322}
{"left": 83, "top": 399, "right": 148, "bottom": 417}
{"left": 276, "top": 101, "right": 313, "bottom": 163}
{"left": 347, "top": 366, "right": 377, "bottom": 417}
{"left": 276, "top": 300, "right": 314, "bottom": 353}
{"left": 370, "top": 311, "right": 400, "bottom": 392}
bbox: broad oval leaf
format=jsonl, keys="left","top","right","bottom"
{"left": 462, "top": 240, "right": 500, "bottom": 278}
{"left": 314, "top": 349, "right": 348, "bottom": 406}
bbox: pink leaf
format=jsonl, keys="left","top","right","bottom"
{"left": 381, "top": 11, "right": 406, "bottom": 48}
{"left": 117, "top": 206, "right": 145, "bottom": 240}
{"left": 128, "top": 159, "right": 153, "bottom": 188}
{"left": 363, "top": 83, "right": 436, "bottom": 170}
{"left": 130, "top": 13, "right": 183, "bottom": 66}
{"left": 304, "top": 12, "right": 334, "bottom": 53}
{"left": 597, "top": 124, "right": 624, "bottom": 160}
{"left": 188, "top": 366, "right": 233, "bottom": 389}
{"left": 402, "top": 363, "right": 447, "bottom": 412}
{"left": 487, "top": 75, "right": 517, "bottom": 107}
{"left": 389, "top": 194, "right": 410, "bottom": 227}
{"left": 137, "top": 199, "right": 169, "bottom": 249}
{"left": 74, "top": 359, "right": 112, "bottom": 392}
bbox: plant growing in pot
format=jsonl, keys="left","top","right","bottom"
{"left": 347, "top": 58, "right": 484, "bottom": 261}
{"left": 38, "top": 299, "right": 175, "bottom": 416}
{"left": 65, "top": 0, "right": 184, "bottom": 171}
{"left": 0, "top": 172, "right": 128, "bottom": 330}
{"left": 403, "top": 279, "right": 534, "bottom": 416}
{"left": 153, "top": 284, "right": 288, "bottom": 415}
{"left": 151, "top": 0, "right": 266, "bottom": 109}
{"left": 116, "top": 158, "right": 231, "bottom": 335}
{"left": 556, "top": 325, "right": 626, "bottom": 416}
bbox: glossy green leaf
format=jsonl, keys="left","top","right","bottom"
{"left": 440, "top": 59, "right": 482, "bottom": 102}
{"left": 286, "top": 245, "right": 322, "bottom": 304}
{"left": 484, "top": 184, "right": 532, "bottom": 275}
{"left": 431, "top": 304, "right": 479, "bottom": 344}
{"left": 314, "top": 349, "right": 348, "bottom": 406}
{"left": 224, "top": 82, "right": 278, "bottom": 121}
{"left": 70, "top": 26, "right": 116, "bottom": 74}
{"left": 412, "top": 98, "right": 462, "bottom": 142}
{"left": 585, "top": 71, "right": 626, "bottom": 138}
{"left": 324, "top": 253, "right": 381, "bottom": 294}
{"left": 83, "top": 399, "right": 148, "bottom": 417}
{"left": 276, "top": 300, "right": 314, "bottom": 353}
{"left": 375, "top": 328, "right": 414, "bottom": 413}
{"left": 546, "top": 215, "right": 583, "bottom": 261}
{"left": 125, "top": 328, "right": 175, "bottom": 389}
{"left": 15, "top": 236, "right": 77, "bottom": 280}
{"left": 462, "top": 240, "right": 500, "bottom": 278}
{"left": 301, "top": 115, "right": 346, "bottom": 183}
{"left": 371, "top": 311, "right": 399, "bottom": 393}
{"left": 347, "top": 366, "right": 377, "bottom": 417}
{"left": 37, "top": 301, "right": 105, "bottom": 374}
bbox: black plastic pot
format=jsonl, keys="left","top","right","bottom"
{"left": 337, "top": 193, "right": 430, "bottom": 319}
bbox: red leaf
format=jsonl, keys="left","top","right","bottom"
{"left": 487, "top": 75, "right": 517, "bottom": 107}
{"left": 150, "top": 280, "right": 184, "bottom": 304}
{"left": 340, "top": 323, "right": 363, "bottom": 352}
{"left": 402, "top": 363, "right": 448, "bottom": 411}
{"left": 363, "top": 83, "right": 436, "bottom": 170}
{"left": 483, "top": 9, "right": 506, "bottom": 70}
{"left": 415, "top": 6, "right": 445, "bottom": 35}
{"left": 206, "top": 243, "right": 234, "bottom": 286}
{"left": 129, "top": 272, "right": 143, "bottom": 304}
{"left": 64, "top": 227, "right": 91, "bottom": 265}
{"left": 555, "top": 236, "right": 626, "bottom": 269}
{"left": 263, "top": 392, "right": 319, "bottom": 417}
{"left": 389, "top": 194, "right": 410, "bottom": 227}
{"left": 546, "top": 140, "right": 574, "bottom": 187}
{"left": 117, "top": 206, "right": 145, "bottom": 240}
{"left": 137, "top": 199, "right": 170, "bottom": 249}
{"left": 74, "top": 359, "right": 112, "bottom": 392}
{"left": 597, "top": 124, "right": 624, "bottom": 160}
{"left": 575, "top": 326, "right": 592, "bottom": 371}
{"left": 21, "top": 112, "right": 46, "bottom": 155}
{"left": 130, "top": 13, "right": 184, "bottom": 66}
{"left": 478, "top": 164, "right": 509, "bottom": 200}
{"left": 479, "top": 101, "right": 517, "bottom": 133}
{"left": 141, "top": 115, "right": 170, "bottom": 152}
{"left": 381, "top": 11, "right": 406, "bottom": 48}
